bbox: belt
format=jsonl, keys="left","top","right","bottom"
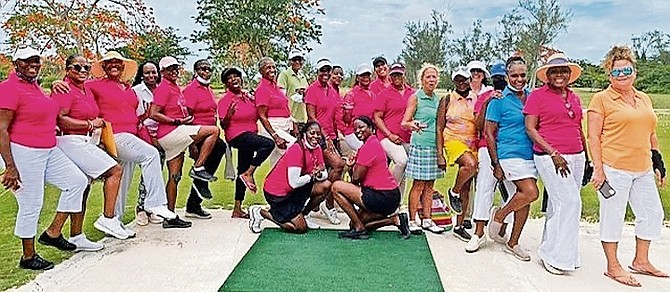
{"left": 57, "top": 131, "right": 93, "bottom": 137}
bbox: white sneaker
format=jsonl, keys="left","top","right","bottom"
{"left": 121, "top": 224, "right": 136, "bottom": 238}
{"left": 465, "top": 234, "right": 487, "bottom": 253}
{"left": 305, "top": 214, "right": 321, "bottom": 229}
{"left": 146, "top": 205, "right": 177, "bottom": 220}
{"left": 69, "top": 234, "right": 104, "bottom": 252}
{"left": 248, "top": 206, "right": 264, "bottom": 234}
{"left": 409, "top": 221, "right": 423, "bottom": 235}
{"left": 135, "top": 210, "right": 149, "bottom": 226}
{"left": 505, "top": 244, "right": 531, "bottom": 262}
{"left": 94, "top": 216, "right": 128, "bottom": 240}
{"left": 421, "top": 219, "right": 445, "bottom": 234}
{"left": 540, "top": 259, "right": 565, "bottom": 275}
{"left": 319, "top": 201, "right": 341, "bottom": 225}
{"left": 148, "top": 212, "right": 164, "bottom": 224}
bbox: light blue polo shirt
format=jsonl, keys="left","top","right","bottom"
{"left": 485, "top": 87, "right": 533, "bottom": 160}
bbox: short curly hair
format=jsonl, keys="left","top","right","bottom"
{"left": 417, "top": 63, "right": 440, "bottom": 87}
{"left": 602, "top": 45, "right": 636, "bottom": 73}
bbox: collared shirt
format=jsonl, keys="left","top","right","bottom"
{"left": 370, "top": 77, "right": 391, "bottom": 95}
{"left": 88, "top": 78, "right": 139, "bottom": 135}
{"left": 132, "top": 82, "right": 159, "bottom": 131}
{"left": 254, "top": 78, "right": 291, "bottom": 118}
{"left": 184, "top": 80, "right": 217, "bottom": 126}
{"left": 341, "top": 85, "right": 377, "bottom": 135}
{"left": 486, "top": 87, "right": 533, "bottom": 160}
{"left": 375, "top": 85, "right": 416, "bottom": 143}
{"left": 410, "top": 89, "right": 440, "bottom": 147}
{"left": 304, "top": 81, "right": 341, "bottom": 139}
{"left": 153, "top": 79, "right": 189, "bottom": 138}
{"left": 356, "top": 136, "right": 398, "bottom": 190}
{"left": 473, "top": 89, "right": 495, "bottom": 148}
{"left": 277, "top": 68, "right": 309, "bottom": 123}
{"left": 443, "top": 91, "right": 478, "bottom": 149}
{"left": 588, "top": 85, "right": 656, "bottom": 172}
{"left": 264, "top": 142, "right": 325, "bottom": 196}
{"left": 51, "top": 78, "right": 100, "bottom": 135}
{"left": 0, "top": 73, "right": 58, "bottom": 148}
{"left": 218, "top": 90, "right": 258, "bottom": 142}
{"left": 524, "top": 84, "right": 584, "bottom": 154}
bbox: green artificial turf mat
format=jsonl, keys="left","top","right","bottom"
{"left": 220, "top": 228, "right": 444, "bottom": 292}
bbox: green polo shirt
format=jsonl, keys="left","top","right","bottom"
{"left": 278, "top": 68, "right": 309, "bottom": 123}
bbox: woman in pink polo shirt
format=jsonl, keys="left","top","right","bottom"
{"left": 341, "top": 63, "right": 376, "bottom": 151}
{"left": 370, "top": 56, "right": 391, "bottom": 95}
{"left": 150, "top": 56, "right": 220, "bottom": 228}
{"left": 0, "top": 48, "right": 87, "bottom": 270}
{"left": 255, "top": 57, "right": 297, "bottom": 167}
{"left": 218, "top": 67, "right": 275, "bottom": 218}
{"left": 331, "top": 116, "right": 411, "bottom": 240}
{"left": 248, "top": 121, "right": 332, "bottom": 234}
{"left": 305, "top": 58, "right": 345, "bottom": 225}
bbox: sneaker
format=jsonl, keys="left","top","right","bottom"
{"left": 120, "top": 224, "right": 136, "bottom": 238}
{"left": 304, "top": 214, "right": 321, "bottom": 229}
{"left": 149, "top": 212, "right": 164, "bottom": 224}
{"left": 453, "top": 226, "right": 472, "bottom": 242}
{"left": 146, "top": 205, "right": 177, "bottom": 220}
{"left": 338, "top": 229, "right": 370, "bottom": 240}
{"left": 448, "top": 189, "right": 463, "bottom": 215}
{"left": 185, "top": 208, "right": 212, "bottom": 219}
{"left": 68, "top": 234, "right": 104, "bottom": 252}
{"left": 190, "top": 167, "right": 217, "bottom": 182}
{"left": 319, "top": 201, "right": 341, "bottom": 225}
{"left": 409, "top": 221, "right": 424, "bottom": 235}
{"left": 541, "top": 259, "right": 565, "bottom": 275}
{"left": 192, "top": 184, "right": 213, "bottom": 200}
{"left": 488, "top": 207, "right": 507, "bottom": 244}
{"left": 465, "top": 234, "right": 487, "bottom": 253}
{"left": 38, "top": 231, "right": 76, "bottom": 251}
{"left": 135, "top": 210, "right": 149, "bottom": 226}
{"left": 94, "top": 216, "right": 129, "bottom": 239}
{"left": 248, "top": 206, "right": 264, "bottom": 234}
{"left": 463, "top": 219, "right": 473, "bottom": 230}
{"left": 19, "top": 254, "right": 54, "bottom": 270}
{"left": 421, "top": 219, "right": 445, "bottom": 234}
{"left": 397, "top": 213, "right": 410, "bottom": 239}
{"left": 505, "top": 244, "right": 531, "bottom": 262}
{"left": 162, "top": 216, "right": 192, "bottom": 229}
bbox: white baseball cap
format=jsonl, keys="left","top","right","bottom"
{"left": 315, "top": 58, "right": 332, "bottom": 71}
{"left": 159, "top": 56, "right": 180, "bottom": 70}
{"left": 451, "top": 66, "right": 471, "bottom": 81}
{"left": 12, "top": 47, "right": 41, "bottom": 61}
{"left": 288, "top": 49, "right": 304, "bottom": 60}
{"left": 355, "top": 63, "right": 373, "bottom": 75}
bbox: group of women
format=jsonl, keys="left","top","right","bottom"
{"left": 0, "top": 45, "right": 667, "bottom": 287}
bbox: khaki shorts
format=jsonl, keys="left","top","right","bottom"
{"left": 158, "top": 125, "right": 200, "bottom": 161}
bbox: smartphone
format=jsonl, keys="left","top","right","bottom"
{"left": 599, "top": 181, "right": 617, "bottom": 199}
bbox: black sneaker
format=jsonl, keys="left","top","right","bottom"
{"left": 397, "top": 213, "right": 410, "bottom": 239}
{"left": 19, "top": 254, "right": 54, "bottom": 270}
{"left": 162, "top": 216, "right": 193, "bottom": 228}
{"left": 192, "top": 184, "right": 213, "bottom": 200}
{"left": 338, "top": 229, "right": 370, "bottom": 240}
{"left": 185, "top": 208, "right": 212, "bottom": 219}
{"left": 38, "top": 231, "right": 76, "bottom": 251}
{"left": 453, "top": 226, "right": 472, "bottom": 242}
{"left": 189, "top": 167, "right": 217, "bottom": 182}
{"left": 448, "top": 189, "right": 463, "bottom": 215}
{"left": 463, "top": 219, "right": 473, "bottom": 230}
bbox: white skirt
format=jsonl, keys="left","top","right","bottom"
{"left": 499, "top": 158, "right": 538, "bottom": 181}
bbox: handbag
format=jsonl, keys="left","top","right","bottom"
{"left": 418, "top": 191, "right": 453, "bottom": 231}
{"left": 224, "top": 148, "right": 236, "bottom": 180}
{"left": 100, "top": 122, "right": 118, "bottom": 158}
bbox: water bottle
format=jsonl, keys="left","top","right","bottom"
{"left": 91, "top": 128, "right": 102, "bottom": 145}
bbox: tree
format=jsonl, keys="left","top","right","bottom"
{"left": 191, "top": 0, "right": 324, "bottom": 76}
{"left": 114, "top": 26, "right": 192, "bottom": 64}
{"left": 632, "top": 30, "right": 670, "bottom": 62}
{"left": 448, "top": 19, "right": 498, "bottom": 68}
{"left": 399, "top": 10, "right": 451, "bottom": 87}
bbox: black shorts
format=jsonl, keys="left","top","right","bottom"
{"left": 264, "top": 183, "right": 313, "bottom": 223}
{"left": 361, "top": 187, "right": 401, "bottom": 216}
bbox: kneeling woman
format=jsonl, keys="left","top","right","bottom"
{"left": 331, "top": 116, "right": 410, "bottom": 240}
{"left": 248, "top": 121, "right": 331, "bottom": 234}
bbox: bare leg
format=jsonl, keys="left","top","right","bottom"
{"left": 408, "top": 180, "right": 426, "bottom": 221}
{"left": 45, "top": 212, "right": 70, "bottom": 238}
{"left": 420, "top": 181, "right": 435, "bottom": 220}
{"left": 456, "top": 179, "right": 473, "bottom": 226}
{"left": 189, "top": 126, "right": 219, "bottom": 167}
{"left": 70, "top": 186, "right": 90, "bottom": 236}
{"left": 323, "top": 150, "right": 344, "bottom": 209}
{"left": 21, "top": 238, "right": 36, "bottom": 258}
{"left": 166, "top": 153, "right": 185, "bottom": 211}
{"left": 630, "top": 237, "right": 668, "bottom": 276}
{"left": 331, "top": 181, "right": 365, "bottom": 231}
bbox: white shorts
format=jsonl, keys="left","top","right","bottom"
{"left": 499, "top": 158, "right": 537, "bottom": 181}
{"left": 158, "top": 125, "right": 200, "bottom": 161}
{"left": 57, "top": 135, "right": 118, "bottom": 179}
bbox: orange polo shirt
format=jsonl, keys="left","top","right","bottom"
{"left": 587, "top": 86, "right": 657, "bottom": 172}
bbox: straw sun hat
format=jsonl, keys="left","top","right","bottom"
{"left": 91, "top": 51, "right": 138, "bottom": 81}
{"left": 535, "top": 53, "right": 582, "bottom": 84}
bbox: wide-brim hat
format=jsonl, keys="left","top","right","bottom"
{"left": 536, "top": 53, "right": 582, "bottom": 84}
{"left": 91, "top": 51, "right": 138, "bottom": 81}
{"left": 466, "top": 60, "right": 490, "bottom": 78}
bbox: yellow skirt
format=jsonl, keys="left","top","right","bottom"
{"left": 444, "top": 140, "right": 476, "bottom": 166}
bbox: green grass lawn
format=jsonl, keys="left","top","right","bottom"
{"left": 1, "top": 89, "right": 670, "bottom": 289}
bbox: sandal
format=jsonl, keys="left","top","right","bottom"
{"left": 629, "top": 265, "right": 670, "bottom": 278}
{"left": 238, "top": 175, "right": 257, "bottom": 193}
{"left": 604, "top": 272, "right": 642, "bottom": 287}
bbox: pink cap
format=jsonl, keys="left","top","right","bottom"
{"left": 389, "top": 62, "right": 405, "bottom": 75}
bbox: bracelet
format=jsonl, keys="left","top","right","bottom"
{"left": 271, "top": 132, "right": 279, "bottom": 138}
{"left": 86, "top": 120, "right": 93, "bottom": 131}
{"left": 550, "top": 150, "right": 559, "bottom": 157}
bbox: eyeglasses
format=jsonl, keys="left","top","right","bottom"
{"left": 565, "top": 101, "right": 575, "bottom": 119}
{"left": 197, "top": 66, "right": 212, "bottom": 72}
{"left": 610, "top": 66, "right": 634, "bottom": 77}
{"left": 165, "top": 65, "right": 181, "bottom": 72}
{"left": 68, "top": 64, "right": 91, "bottom": 72}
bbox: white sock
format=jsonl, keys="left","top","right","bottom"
{"left": 193, "top": 166, "right": 205, "bottom": 171}
{"left": 450, "top": 189, "right": 460, "bottom": 198}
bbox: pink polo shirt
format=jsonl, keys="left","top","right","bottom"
{"left": 341, "top": 86, "right": 377, "bottom": 135}
{"left": 153, "top": 79, "right": 189, "bottom": 138}
{"left": 356, "top": 136, "right": 398, "bottom": 190}
{"left": 254, "top": 78, "right": 291, "bottom": 118}
{"left": 305, "top": 81, "right": 340, "bottom": 139}
{"left": 87, "top": 79, "right": 139, "bottom": 135}
{"left": 523, "top": 85, "right": 584, "bottom": 154}
{"left": 370, "top": 77, "right": 391, "bottom": 95}
{"left": 264, "top": 142, "right": 325, "bottom": 196}
{"left": 375, "top": 85, "right": 415, "bottom": 143}
{"left": 0, "top": 73, "right": 58, "bottom": 148}
{"left": 473, "top": 89, "right": 495, "bottom": 149}
{"left": 218, "top": 90, "right": 258, "bottom": 142}
{"left": 51, "top": 78, "right": 100, "bottom": 135}
{"left": 183, "top": 80, "right": 217, "bottom": 126}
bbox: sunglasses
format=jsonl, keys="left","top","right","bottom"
{"left": 318, "top": 67, "right": 331, "bottom": 73}
{"left": 165, "top": 65, "right": 181, "bottom": 72}
{"left": 509, "top": 73, "right": 526, "bottom": 78}
{"left": 610, "top": 66, "right": 634, "bottom": 77}
{"left": 68, "top": 64, "right": 91, "bottom": 72}
{"left": 547, "top": 67, "right": 571, "bottom": 75}
{"left": 197, "top": 66, "right": 212, "bottom": 72}
{"left": 565, "top": 101, "right": 575, "bottom": 119}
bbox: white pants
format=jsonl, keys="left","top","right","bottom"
{"left": 158, "top": 125, "right": 200, "bottom": 161}
{"left": 472, "top": 148, "right": 514, "bottom": 224}
{"left": 11, "top": 143, "right": 88, "bottom": 238}
{"left": 534, "top": 152, "right": 585, "bottom": 271}
{"left": 57, "top": 135, "right": 118, "bottom": 179}
{"left": 600, "top": 164, "right": 664, "bottom": 242}
{"left": 258, "top": 117, "right": 296, "bottom": 167}
{"left": 380, "top": 138, "right": 409, "bottom": 197}
{"left": 115, "top": 133, "right": 168, "bottom": 219}
{"left": 344, "top": 133, "right": 363, "bottom": 151}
